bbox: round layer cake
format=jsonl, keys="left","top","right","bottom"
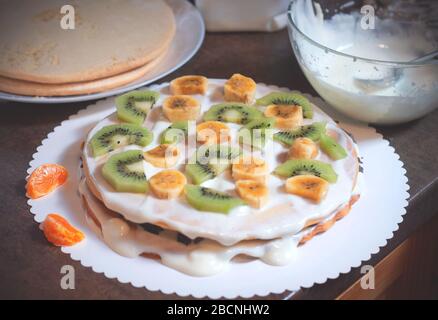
{"left": 81, "top": 79, "right": 360, "bottom": 247}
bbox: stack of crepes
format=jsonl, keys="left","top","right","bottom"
{"left": 79, "top": 75, "right": 362, "bottom": 277}
{"left": 0, "top": 0, "right": 175, "bottom": 96}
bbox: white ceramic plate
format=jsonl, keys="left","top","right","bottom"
{"left": 0, "top": 0, "right": 204, "bottom": 104}
{"left": 27, "top": 81, "right": 409, "bottom": 298}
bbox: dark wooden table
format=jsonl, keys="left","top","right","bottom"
{"left": 1, "top": 30, "right": 437, "bottom": 300}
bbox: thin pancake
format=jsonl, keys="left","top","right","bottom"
{"left": 0, "top": 0, "right": 175, "bottom": 83}
{"left": 0, "top": 49, "right": 166, "bottom": 96}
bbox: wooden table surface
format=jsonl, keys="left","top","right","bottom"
{"left": 1, "top": 30, "right": 437, "bottom": 300}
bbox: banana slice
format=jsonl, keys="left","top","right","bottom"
{"left": 235, "top": 180, "right": 269, "bottom": 208}
{"left": 285, "top": 175, "right": 329, "bottom": 203}
{"left": 163, "top": 95, "right": 200, "bottom": 122}
{"left": 144, "top": 144, "right": 180, "bottom": 168}
{"left": 264, "top": 104, "right": 303, "bottom": 129}
{"left": 232, "top": 157, "right": 269, "bottom": 182}
{"left": 170, "top": 75, "right": 208, "bottom": 95}
{"left": 197, "top": 121, "right": 231, "bottom": 145}
{"left": 149, "top": 170, "right": 187, "bottom": 199}
{"left": 288, "top": 137, "right": 319, "bottom": 160}
{"left": 224, "top": 73, "right": 257, "bottom": 104}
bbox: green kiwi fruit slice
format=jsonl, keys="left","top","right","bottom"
{"left": 203, "top": 103, "right": 263, "bottom": 124}
{"left": 273, "top": 122, "right": 326, "bottom": 146}
{"left": 242, "top": 117, "right": 276, "bottom": 133}
{"left": 200, "top": 144, "right": 241, "bottom": 174}
{"left": 238, "top": 117, "right": 276, "bottom": 148}
{"left": 186, "top": 145, "right": 241, "bottom": 184}
{"left": 89, "top": 124, "right": 153, "bottom": 157}
{"left": 274, "top": 159, "right": 338, "bottom": 183}
{"left": 196, "top": 144, "right": 241, "bottom": 166}
{"left": 160, "top": 121, "right": 189, "bottom": 144}
{"left": 116, "top": 90, "right": 159, "bottom": 125}
{"left": 185, "top": 185, "right": 246, "bottom": 214}
{"left": 185, "top": 163, "right": 218, "bottom": 185}
{"left": 319, "top": 133, "right": 348, "bottom": 160}
{"left": 256, "top": 92, "right": 313, "bottom": 119}
{"left": 102, "top": 150, "right": 149, "bottom": 193}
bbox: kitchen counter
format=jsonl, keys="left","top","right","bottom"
{"left": 0, "top": 30, "right": 437, "bottom": 300}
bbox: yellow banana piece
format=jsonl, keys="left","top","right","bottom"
{"left": 224, "top": 73, "right": 257, "bottom": 104}
{"left": 149, "top": 170, "right": 187, "bottom": 199}
{"left": 264, "top": 104, "right": 303, "bottom": 129}
{"left": 170, "top": 75, "right": 208, "bottom": 95}
{"left": 285, "top": 175, "right": 329, "bottom": 203}
{"left": 196, "top": 121, "right": 231, "bottom": 145}
{"left": 144, "top": 144, "right": 180, "bottom": 168}
{"left": 163, "top": 95, "right": 200, "bottom": 122}
{"left": 232, "top": 157, "right": 268, "bottom": 182}
{"left": 288, "top": 137, "right": 319, "bottom": 160}
{"left": 236, "top": 180, "right": 269, "bottom": 208}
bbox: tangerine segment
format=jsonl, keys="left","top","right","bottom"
{"left": 26, "top": 164, "right": 68, "bottom": 199}
{"left": 42, "top": 214, "right": 85, "bottom": 246}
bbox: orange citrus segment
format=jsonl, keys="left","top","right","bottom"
{"left": 26, "top": 164, "right": 68, "bottom": 199}
{"left": 42, "top": 214, "right": 85, "bottom": 246}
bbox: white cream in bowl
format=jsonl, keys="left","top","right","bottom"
{"left": 289, "top": 0, "right": 438, "bottom": 124}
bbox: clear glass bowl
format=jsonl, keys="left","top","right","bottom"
{"left": 287, "top": 0, "right": 438, "bottom": 124}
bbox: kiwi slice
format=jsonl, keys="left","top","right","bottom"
{"left": 238, "top": 117, "right": 275, "bottom": 148}
{"left": 274, "top": 159, "right": 337, "bottom": 183}
{"left": 160, "top": 121, "right": 188, "bottom": 144}
{"left": 243, "top": 117, "right": 276, "bottom": 131}
{"left": 186, "top": 145, "right": 241, "bottom": 184}
{"left": 185, "top": 185, "right": 246, "bottom": 214}
{"left": 273, "top": 122, "right": 326, "bottom": 146}
{"left": 116, "top": 90, "right": 159, "bottom": 125}
{"left": 89, "top": 124, "right": 153, "bottom": 157}
{"left": 256, "top": 92, "right": 313, "bottom": 119}
{"left": 185, "top": 163, "right": 218, "bottom": 185}
{"left": 203, "top": 103, "right": 263, "bottom": 124}
{"left": 200, "top": 144, "right": 241, "bottom": 174}
{"left": 319, "top": 133, "right": 348, "bottom": 160}
{"left": 197, "top": 144, "right": 241, "bottom": 166}
{"left": 102, "top": 150, "right": 149, "bottom": 193}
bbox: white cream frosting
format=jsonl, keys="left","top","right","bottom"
{"left": 82, "top": 80, "right": 359, "bottom": 246}
{"left": 80, "top": 179, "right": 300, "bottom": 276}
{"left": 79, "top": 175, "right": 363, "bottom": 277}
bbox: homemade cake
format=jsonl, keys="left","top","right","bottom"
{"left": 79, "top": 75, "right": 362, "bottom": 276}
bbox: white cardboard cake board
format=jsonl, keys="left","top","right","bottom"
{"left": 27, "top": 80, "right": 409, "bottom": 298}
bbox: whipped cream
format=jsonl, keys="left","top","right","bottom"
{"left": 291, "top": 0, "right": 438, "bottom": 124}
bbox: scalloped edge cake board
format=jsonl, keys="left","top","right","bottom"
{"left": 27, "top": 80, "right": 409, "bottom": 298}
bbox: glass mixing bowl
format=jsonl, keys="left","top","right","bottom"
{"left": 287, "top": 0, "right": 438, "bottom": 124}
